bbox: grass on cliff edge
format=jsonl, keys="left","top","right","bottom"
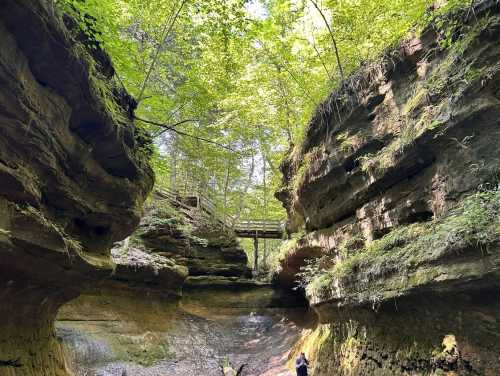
{"left": 285, "top": 0, "right": 489, "bottom": 201}
{"left": 302, "top": 185, "right": 500, "bottom": 298}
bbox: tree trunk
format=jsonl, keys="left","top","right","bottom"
{"left": 222, "top": 157, "right": 231, "bottom": 224}
{"left": 137, "top": 0, "right": 188, "bottom": 103}
{"left": 262, "top": 148, "right": 268, "bottom": 269}
{"left": 170, "top": 133, "right": 178, "bottom": 192}
{"left": 233, "top": 151, "right": 255, "bottom": 226}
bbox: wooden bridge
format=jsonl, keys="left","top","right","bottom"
{"left": 157, "top": 188, "right": 285, "bottom": 239}
{"left": 233, "top": 220, "right": 284, "bottom": 239}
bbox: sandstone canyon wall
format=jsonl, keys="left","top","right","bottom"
{"left": 0, "top": 1, "right": 153, "bottom": 374}
{"left": 277, "top": 2, "right": 500, "bottom": 375}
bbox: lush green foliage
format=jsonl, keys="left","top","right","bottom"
{"left": 55, "top": 0, "right": 471, "bottom": 263}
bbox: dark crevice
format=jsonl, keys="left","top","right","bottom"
{"left": 340, "top": 136, "right": 391, "bottom": 174}
{"left": 366, "top": 111, "right": 377, "bottom": 122}
{"left": 404, "top": 210, "right": 434, "bottom": 224}
{"left": 0, "top": 358, "right": 21, "bottom": 368}
{"left": 74, "top": 218, "right": 110, "bottom": 237}
{"left": 372, "top": 227, "right": 391, "bottom": 240}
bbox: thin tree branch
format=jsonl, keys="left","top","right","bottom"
{"left": 309, "top": 0, "right": 344, "bottom": 81}
{"left": 259, "top": 41, "right": 316, "bottom": 105}
{"left": 151, "top": 118, "right": 198, "bottom": 137}
{"left": 465, "top": 0, "right": 477, "bottom": 21}
{"left": 137, "top": 0, "right": 188, "bottom": 103}
{"left": 134, "top": 116, "right": 238, "bottom": 152}
{"left": 310, "top": 33, "right": 333, "bottom": 81}
{"left": 165, "top": 101, "right": 190, "bottom": 123}
{"left": 163, "top": 118, "right": 198, "bottom": 128}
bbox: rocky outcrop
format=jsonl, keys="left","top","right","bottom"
{"left": 0, "top": 1, "right": 153, "bottom": 374}
{"left": 103, "top": 190, "right": 306, "bottom": 304}
{"left": 277, "top": 2, "right": 500, "bottom": 375}
{"left": 56, "top": 192, "right": 308, "bottom": 375}
{"left": 109, "top": 190, "right": 250, "bottom": 293}
{"left": 183, "top": 217, "right": 251, "bottom": 279}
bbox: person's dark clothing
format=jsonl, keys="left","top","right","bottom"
{"left": 296, "top": 357, "right": 309, "bottom": 376}
{"left": 296, "top": 365, "right": 308, "bottom": 376}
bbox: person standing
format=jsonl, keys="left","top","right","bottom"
{"left": 295, "top": 352, "right": 309, "bottom": 376}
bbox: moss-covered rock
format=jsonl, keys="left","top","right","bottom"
{"left": 277, "top": 2, "right": 500, "bottom": 375}
{"left": 298, "top": 291, "right": 500, "bottom": 375}
{"left": 112, "top": 190, "right": 251, "bottom": 288}
{"left": 0, "top": 1, "right": 153, "bottom": 374}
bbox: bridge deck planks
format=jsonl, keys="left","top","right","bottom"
{"left": 158, "top": 188, "right": 285, "bottom": 239}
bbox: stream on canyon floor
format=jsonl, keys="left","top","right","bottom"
{"left": 56, "top": 291, "right": 312, "bottom": 376}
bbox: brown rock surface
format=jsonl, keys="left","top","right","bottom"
{"left": 0, "top": 1, "right": 153, "bottom": 374}
{"left": 109, "top": 190, "right": 250, "bottom": 293}
{"left": 277, "top": 2, "right": 500, "bottom": 375}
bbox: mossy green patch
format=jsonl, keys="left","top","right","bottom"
{"left": 303, "top": 186, "right": 500, "bottom": 297}
{"left": 289, "top": 146, "right": 325, "bottom": 194}
{"left": 19, "top": 205, "right": 83, "bottom": 256}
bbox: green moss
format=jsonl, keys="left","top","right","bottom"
{"left": 278, "top": 237, "right": 300, "bottom": 259}
{"left": 113, "top": 335, "right": 172, "bottom": 366}
{"left": 402, "top": 87, "right": 428, "bottom": 116}
{"left": 304, "top": 186, "right": 500, "bottom": 297}
{"left": 69, "top": 21, "right": 153, "bottom": 164}
{"left": 288, "top": 324, "right": 333, "bottom": 373}
{"left": 339, "top": 131, "right": 369, "bottom": 154}
{"left": 280, "top": 231, "right": 307, "bottom": 258}
{"left": 59, "top": 293, "right": 180, "bottom": 369}
{"left": 289, "top": 146, "right": 324, "bottom": 194}
{"left": 290, "top": 161, "right": 308, "bottom": 193}
{"left": 358, "top": 14, "right": 500, "bottom": 176}
{"left": 135, "top": 124, "right": 155, "bottom": 159}
{"left": 133, "top": 196, "right": 213, "bottom": 251}
{"left": 428, "top": 119, "right": 444, "bottom": 130}
{"left": 20, "top": 205, "right": 83, "bottom": 256}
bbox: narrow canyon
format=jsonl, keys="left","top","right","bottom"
{"left": 0, "top": 1, "right": 498, "bottom": 376}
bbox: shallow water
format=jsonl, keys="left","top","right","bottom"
{"left": 57, "top": 294, "right": 312, "bottom": 376}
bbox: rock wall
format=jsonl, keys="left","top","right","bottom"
{"left": 0, "top": 1, "right": 153, "bottom": 374}
{"left": 277, "top": 2, "right": 500, "bottom": 375}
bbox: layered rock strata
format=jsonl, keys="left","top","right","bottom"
{"left": 0, "top": 1, "right": 153, "bottom": 374}
{"left": 108, "top": 190, "right": 251, "bottom": 294}
{"left": 277, "top": 2, "right": 500, "bottom": 375}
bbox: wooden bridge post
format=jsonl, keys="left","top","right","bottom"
{"left": 253, "top": 234, "right": 258, "bottom": 273}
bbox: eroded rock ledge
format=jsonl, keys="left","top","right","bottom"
{"left": 95, "top": 189, "right": 305, "bottom": 306}
{"left": 0, "top": 1, "right": 153, "bottom": 374}
{"left": 277, "top": 2, "right": 500, "bottom": 375}
{"left": 107, "top": 190, "right": 252, "bottom": 294}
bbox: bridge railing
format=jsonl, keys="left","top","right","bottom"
{"left": 233, "top": 219, "right": 283, "bottom": 232}
{"left": 158, "top": 187, "right": 227, "bottom": 224}
{"left": 156, "top": 187, "right": 285, "bottom": 237}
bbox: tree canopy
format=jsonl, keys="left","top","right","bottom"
{"left": 56, "top": 0, "right": 470, "bottom": 264}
